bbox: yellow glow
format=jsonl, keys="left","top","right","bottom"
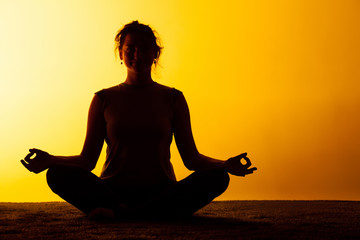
{"left": 1, "top": 0, "right": 360, "bottom": 201}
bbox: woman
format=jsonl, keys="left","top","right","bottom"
{"left": 21, "top": 21, "right": 257, "bottom": 220}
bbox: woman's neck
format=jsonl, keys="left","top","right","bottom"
{"left": 124, "top": 71, "right": 153, "bottom": 86}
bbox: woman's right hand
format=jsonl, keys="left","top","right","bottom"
{"left": 21, "top": 148, "right": 53, "bottom": 174}
{"left": 224, "top": 153, "right": 257, "bottom": 177}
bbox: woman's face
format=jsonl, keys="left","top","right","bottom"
{"left": 120, "top": 32, "right": 156, "bottom": 74}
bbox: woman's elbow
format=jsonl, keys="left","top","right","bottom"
{"left": 184, "top": 162, "right": 195, "bottom": 171}
{"left": 181, "top": 152, "right": 201, "bottom": 171}
{"left": 80, "top": 154, "right": 97, "bottom": 171}
{"left": 183, "top": 158, "right": 200, "bottom": 171}
{"left": 85, "top": 162, "right": 96, "bottom": 171}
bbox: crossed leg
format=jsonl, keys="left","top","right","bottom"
{"left": 46, "top": 166, "right": 119, "bottom": 215}
{"left": 46, "top": 166, "right": 229, "bottom": 219}
{"left": 137, "top": 169, "right": 230, "bottom": 218}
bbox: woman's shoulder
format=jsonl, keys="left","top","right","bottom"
{"left": 94, "top": 85, "right": 120, "bottom": 102}
{"left": 154, "top": 82, "right": 182, "bottom": 95}
{"left": 96, "top": 85, "right": 119, "bottom": 93}
{"left": 95, "top": 85, "right": 119, "bottom": 94}
{"left": 153, "top": 83, "right": 185, "bottom": 106}
{"left": 94, "top": 82, "right": 184, "bottom": 101}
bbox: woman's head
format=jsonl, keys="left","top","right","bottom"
{"left": 115, "top": 21, "right": 162, "bottom": 70}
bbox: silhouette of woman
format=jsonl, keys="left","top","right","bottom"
{"left": 21, "top": 21, "right": 257, "bottom": 219}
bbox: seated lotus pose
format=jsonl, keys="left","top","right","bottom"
{"left": 21, "top": 21, "right": 257, "bottom": 220}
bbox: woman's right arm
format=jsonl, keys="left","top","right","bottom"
{"left": 21, "top": 94, "right": 105, "bottom": 173}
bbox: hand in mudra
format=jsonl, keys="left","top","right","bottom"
{"left": 21, "top": 148, "right": 52, "bottom": 174}
{"left": 225, "top": 153, "right": 257, "bottom": 176}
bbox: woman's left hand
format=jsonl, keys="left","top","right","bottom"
{"left": 20, "top": 148, "right": 52, "bottom": 174}
{"left": 225, "top": 153, "right": 257, "bottom": 176}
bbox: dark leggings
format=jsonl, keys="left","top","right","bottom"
{"left": 46, "top": 166, "right": 229, "bottom": 219}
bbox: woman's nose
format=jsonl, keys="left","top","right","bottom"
{"left": 133, "top": 48, "right": 141, "bottom": 60}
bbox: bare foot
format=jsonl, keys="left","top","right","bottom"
{"left": 88, "top": 207, "right": 115, "bottom": 220}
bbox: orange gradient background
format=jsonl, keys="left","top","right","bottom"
{"left": 1, "top": 0, "right": 359, "bottom": 202}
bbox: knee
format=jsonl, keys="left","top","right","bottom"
{"left": 196, "top": 168, "right": 229, "bottom": 201}
{"left": 212, "top": 169, "right": 230, "bottom": 193}
{"left": 46, "top": 166, "right": 77, "bottom": 193}
{"left": 46, "top": 166, "right": 64, "bottom": 193}
{"left": 199, "top": 168, "right": 229, "bottom": 195}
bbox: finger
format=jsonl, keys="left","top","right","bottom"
{"left": 29, "top": 148, "right": 43, "bottom": 154}
{"left": 24, "top": 152, "right": 35, "bottom": 162}
{"left": 20, "top": 159, "right": 27, "bottom": 167}
{"left": 230, "top": 153, "right": 247, "bottom": 162}
{"left": 20, "top": 160, "right": 33, "bottom": 172}
{"left": 228, "top": 153, "right": 240, "bottom": 160}
{"left": 245, "top": 167, "right": 257, "bottom": 175}
{"left": 243, "top": 156, "right": 252, "bottom": 169}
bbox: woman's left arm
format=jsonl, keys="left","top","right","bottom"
{"left": 173, "top": 92, "right": 257, "bottom": 176}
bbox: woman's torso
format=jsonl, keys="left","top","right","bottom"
{"left": 96, "top": 82, "right": 180, "bottom": 185}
